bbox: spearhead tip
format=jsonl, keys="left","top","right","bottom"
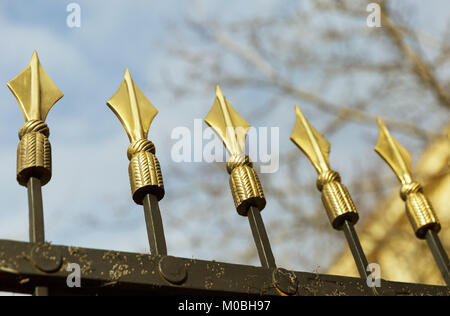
{"left": 216, "top": 85, "right": 223, "bottom": 96}
{"left": 294, "top": 104, "right": 301, "bottom": 116}
{"left": 31, "top": 50, "right": 38, "bottom": 60}
{"left": 124, "top": 67, "right": 131, "bottom": 78}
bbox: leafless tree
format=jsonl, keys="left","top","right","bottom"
{"left": 157, "top": 0, "right": 449, "bottom": 272}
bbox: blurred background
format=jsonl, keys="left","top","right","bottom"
{"left": 0, "top": 0, "right": 448, "bottom": 291}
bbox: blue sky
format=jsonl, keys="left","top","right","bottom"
{"left": 0, "top": 1, "right": 448, "bottom": 282}
{"left": 0, "top": 0, "right": 299, "bottom": 260}
{"left": 0, "top": 1, "right": 187, "bottom": 250}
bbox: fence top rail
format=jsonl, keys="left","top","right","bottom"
{"left": 0, "top": 239, "right": 448, "bottom": 296}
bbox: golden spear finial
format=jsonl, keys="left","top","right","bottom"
{"left": 204, "top": 86, "right": 275, "bottom": 269}
{"left": 290, "top": 107, "right": 383, "bottom": 292}
{"left": 375, "top": 118, "right": 413, "bottom": 185}
{"left": 290, "top": 105, "right": 330, "bottom": 174}
{"left": 205, "top": 85, "right": 250, "bottom": 157}
{"left": 290, "top": 105, "right": 358, "bottom": 229}
{"left": 374, "top": 118, "right": 440, "bottom": 238}
{"left": 204, "top": 85, "right": 265, "bottom": 216}
{"left": 107, "top": 68, "right": 158, "bottom": 143}
{"left": 106, "top": 68, "right": 164, "bottom": 204}
{"left": 7, "top": 51, "right": 64, "bottom": 186}
{"left": 8, "top": 50, "right": 63, "bottom": 122}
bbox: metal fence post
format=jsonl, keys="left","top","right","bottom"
{"left": 106, "top": 68, "right": 167, "bottom": 256}
{"left": 205, "top": 86, "right": 276, "bottom": 270}
{"left": 290, "top": 105, "right": 379, "bottom": 295}
{"left": 7, "top": 51, "right": 64, "bottom": 296}
{"left": 375, "top": 118, "right": 450, "bottom": 285}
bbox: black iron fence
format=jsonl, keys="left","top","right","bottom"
{"left": 1, "top": 52, "right": 448, "bottom": 296}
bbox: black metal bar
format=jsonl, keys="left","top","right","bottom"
{"left": 247, "top": 206, "right": 276, "bottom": 269}
{"left": 342, "top": 220, "right": 368, "bottom": 279}
{"left": 27, "top": 177, "right": 45, "bottom": 243}
{"left": 142, "top": 193, "right": 167, "bottom": 256}
{"left": 0, "top": 239, "right": 447, "bottom": 296}
{"left": 27, "top": 176, "right": 49, "bottom": 296}
{"left": 425, "top": 230, "right": 450, "bottom": 286}
{"left": 342, "top": 220, "right": 380, "bottom": 295}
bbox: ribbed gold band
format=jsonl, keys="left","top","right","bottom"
{"left": 317, "top": 170, "right": 358, "bottom": 230}
{"left": 227, "top": 155, "right": 265, "bottom": 216}
{"left": 16, "top": 120, "right": 52, "bottom": 186}
{"left": 128, "top": 139, "right": 164, "bottom": 205}
{"left": 401, "top": 182, "right": 440, "bottom": 239}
